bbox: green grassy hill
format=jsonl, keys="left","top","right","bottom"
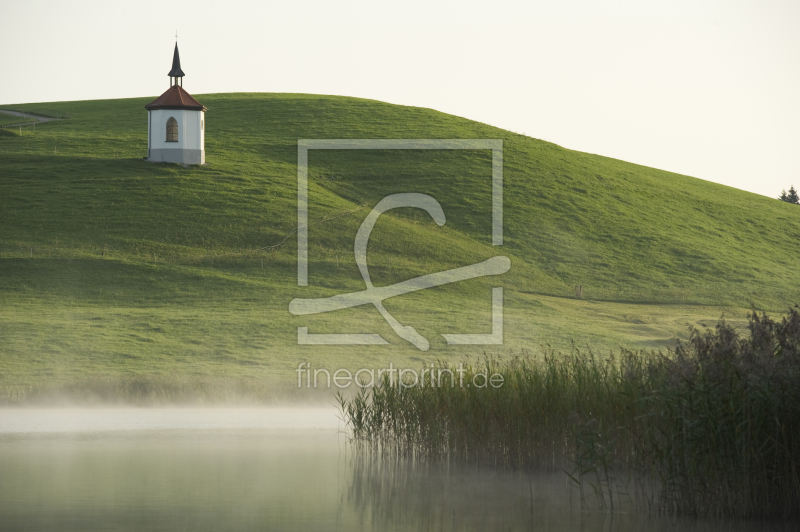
{"left": 1, "top": 93, "right": 799, "bottom": 400}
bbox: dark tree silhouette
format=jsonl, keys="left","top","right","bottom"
{"left": 779, "top": 186, "right": 799, "bottom": 204}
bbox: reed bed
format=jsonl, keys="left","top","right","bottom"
{"left": 339, "top": 307, "right": 800, "bottom": 519}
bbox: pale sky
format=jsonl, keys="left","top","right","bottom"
{"left": 1, "top": 0, "right": 798, "bottom": 199}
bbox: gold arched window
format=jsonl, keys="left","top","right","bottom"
{"left": 166, "top": 117, "right": 178, "bottom": 142}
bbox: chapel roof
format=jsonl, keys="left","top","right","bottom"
{"left": 145, "top": 84, "right": 207, "bottom": 111}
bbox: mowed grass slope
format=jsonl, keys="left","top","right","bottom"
{"left": 0, "top": 93, "right": 799, "bottom": 397}
{"left": 0, "top": 111, "right": 37, "bottom": 126}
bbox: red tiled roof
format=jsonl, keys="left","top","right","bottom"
{"left": 145, "top": 85, "right": 207, "bottom": 111}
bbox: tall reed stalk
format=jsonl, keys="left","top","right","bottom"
{"left": 339, "top": 307, "right": 800, "bottom": 518}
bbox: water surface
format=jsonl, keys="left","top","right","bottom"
{"left": 0, "top": 408, "right": 792, "bottom": 531}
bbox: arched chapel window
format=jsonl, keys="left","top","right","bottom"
{"left": 166, "top": 117, "right": 178, "bottom": 142}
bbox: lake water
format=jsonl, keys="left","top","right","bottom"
{"left": 0, "top": 408, "right": 793, "bottom": 531}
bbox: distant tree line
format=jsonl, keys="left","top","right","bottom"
{"left": 779, "top": 186, "right": 799, "bottom": 204}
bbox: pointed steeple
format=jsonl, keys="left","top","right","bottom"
{"left": 168, "top": 43, "right": 185, "bottom": 86}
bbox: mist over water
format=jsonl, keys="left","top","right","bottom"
{"left": 0, "top": 408, "right": 793, "bottom": 531}
{"left": 0, "top": 407, "right": 339, "bottom": 433}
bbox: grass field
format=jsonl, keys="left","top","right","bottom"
{"left": 1, "top": 92, "right": 799, "bottom": 401}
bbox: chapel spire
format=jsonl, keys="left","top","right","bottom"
{"left": 168, "top": 42, "right": 185, "bottom": 87}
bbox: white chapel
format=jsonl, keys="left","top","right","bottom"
{"left": 145, "top": 43, "right": 207, "bottom": 164}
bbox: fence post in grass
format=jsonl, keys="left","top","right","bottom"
{"left": 575, "top": 285, "right": 583, "bottom": 299}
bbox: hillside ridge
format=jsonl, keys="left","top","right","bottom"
{"left": 0, "top": 92, "right": 798, "bottom": 390}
